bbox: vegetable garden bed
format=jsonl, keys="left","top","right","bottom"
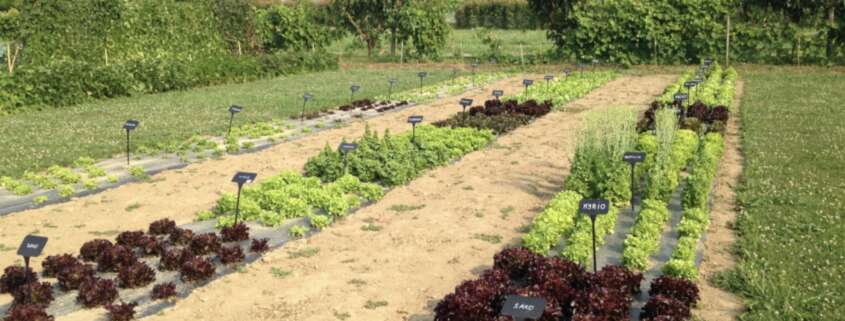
{"left": 0, "top": 73, "right": 511, "bottom": 215}
{"left": 434, "top": 63, "right": 738, "bottom": 321}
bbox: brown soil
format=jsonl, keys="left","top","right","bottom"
{"left": 694, "top": 80, "right": 746, "bottom": 320}
{"left": 50, "top": 74, "right": 672, "bottom": 321}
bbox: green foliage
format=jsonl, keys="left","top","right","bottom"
{"left": 561, "top": 205, "right": 619, "bottom": 268}
{"left": 288, "top": 225, "right": 308, "bottom": 239}
{"left": 395, "top": 0, "right": 451, "bottom": 59}
{"left": 205, "top": 171, "right": 382, "bottom": 227}
{"left": 508, "top": 71, "right": 616, "bottom": 107}
{"left": 0, "top": 175, "right": 31, "bottom": 195}
{"left": 47, "top": 165, "right": 81, "bottom": 184}
{"left": 455, "top": 0, "right": 539, "bottom": 29}
{"left": 308, "top": 214, "right": 332, "bottom": 230}
{"left": 621, "top": 199, "right": 670, "bottom": 271}
{"left": 374, "top": 72, "right": 507, "bottom": 103}
{"left": 522, "top": 191, "right": 582, "bottom": 255}
{"left": 532, "top": 0, "right": 845, "bottom": 65}
{"left": 304, "top": 125, "right": 494, "bottom": 186}
{"left": 1, "top": 0, "right": 337, "bottom": 113}
{"left": 565, "top": 108, "right": 638, "bottom": 206}
{"left": 210, "top": 0, "right": 258, "bottom": 54}
{"left": 664, "top": 132, "right": 725, "bottom": 281}
{"left": 256, "top": 3, "right": 332, "bottom": 52}
{"left": 128, "top": 166, "right": 148, "bottom": 180}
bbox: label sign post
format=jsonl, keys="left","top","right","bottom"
{"left": 492, "top": 90, "right": 504, "bottom": 100}
{"left": 387, "top": 79, "right": 397, "bottom": 101}
{"left": 579, "top": 199, "right": 610, "bottom": 273}
{"left": 459, "top": 98, "right": 473, "bottom": 112}
{"left": 684, "top": 81, "right": 697, "bottom": 101}
{"left": 407, "top": 115, "right": 423, "bottom": 144}
{"left": 623, "top": 152, "right": 646, "bottom": 211}
{"left": 523, "top": 79, "right": 534, "bottom": 96}
{"left": 231, "top": 172, "right": 257, "bottom": 225}
{"left": 350, "top": 85, "right": 360, "bottom": 103}
{"left": 339, "top": 143, "right": 358, "bottom": 174}
{"left": 501, "top": 295, "right": 546, "bottom": 321}
{"left": 301, "top": 93, "right": 313, "bottom": 123}
{"left": 417, "top": 72, "right": 428, "bottom": 94}
{"left": 123, "top": 120, "right": 139, "bottom": 166}
{"left": 451, "top": 68, "right": 459, "bottom": 81}
{"left": 227, "top": 105, "right": 243, "bottom": 136}
{"left": 564, "top": 68, "right": 572, "bottom": 77}
{"left": 544, "top": 75, "right": 554, "bottom": 83}
{"left": 17, "top": 235, "right": 47, "bottom": 304}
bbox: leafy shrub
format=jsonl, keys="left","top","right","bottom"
{"left": 3, "top": 304, "right": 54, "bottom": 321}
{"left": 640, "top": 295, "right": 691, "bottom": 321}
{"left": 117, "top": 261, "right": 156, "bottom": 289}
{"left": 159, "top": 248, "right": 194, "bottom": 272}
{"left": 148, "top": 219, "right": 177, "bottom": 235}
{"left": 96, "top": 245, "right": 138, "bottom": 273}
{"left": 523, "top": 190, "right": 582, "bottom": 255}
{"left": 305, "top": 126, "right": 494, "bottom": 186}
{"left": 138, "top": 236, "right": 166, "bottom": 257}
{"left": 11, "top": 281, "right": 54, "bottom": 307}
{"left": 649, "top": 276, "right": 700, "bottom": 307}
{"left": 77, "top": 278, "right": 118, "bottom": 308}
{"left": 79, "top": 239, "right": 113, "bottom": 262}
{"left": 190, "top": 233, "right": 222, "bottom": 255}
{"left": 250, "top": 238, "right": 270, "bottom": 253}
{"left": 56, "top": 263, "right": 96, "bottom": 291}
{"left": 151, "top": 282, "right": 177, "bottom": 300}
{"left": 221, "top": 223, "right": 250, "bottom": 242}
{"left": 0, "top": 266, "right": 37, "bottom": 294}
{"left": 169, "top": 228, "right": 195, "bottom": 245}
{"left": 180, "top": 257, "right": 215, "bottom": 282}
{"left": 621, "top": 199, "right": 670, "bottom": 271}
{"left": 288, "top": 225, "right": 307, "bottom": 238}
{"left": 41, "top": 254, "right": 80, "bottom": 278}
{"left": 116, "top": 230, "right": 146, "bottom": 248}
{"left": 105, "top": 301, "right": 137, "bottom": 321}
{"left": 217, "top": 245, "right": 245, "bottom": 264}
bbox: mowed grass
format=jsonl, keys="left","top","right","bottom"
{"left": 721, "top": 68, "right": 845, "bottom": 320}
{"left": 0, "top": 67, "right": 457, "bottom": 177}
{"left": 328, "top": 29, "right": 552, "bottom": 61}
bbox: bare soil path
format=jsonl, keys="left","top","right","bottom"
{"left": 50, "top": 74, "right": 674, "bottom": 321}
{"left": 694, "top": 81, "right": 746, "bottom": 321}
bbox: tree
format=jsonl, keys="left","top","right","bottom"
{"left": 329, "top": 0, "right": 389, "bottom": 57}
{"left": 525, "top": 0, "right": 578, "bottom": 51}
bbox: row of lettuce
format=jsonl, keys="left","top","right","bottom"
{"left": 0, "top": 73, "right": 508, "bottom": 200}
{"left": 523, "top": 66, "right": 736, "bottom": 279}
{"left": 197, "top": 71, "right": 618, "bottom": 236}
{"left": 455, "top": 67, "right": 736, "bottom": 319}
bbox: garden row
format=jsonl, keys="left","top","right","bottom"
{"left": 434, "top": 67, "right": 738, "bottom": 320}
{"left": 0, "top": 73, "right": 507, "bottom": 206}
{"left": 0, "top": 218, "right": 270, "bottom": 321}
{"left": 199, "top": 71, "right": 617, "bottom": 234}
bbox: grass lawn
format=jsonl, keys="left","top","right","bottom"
{"left": 329, "top": 28, "right": 552, "bottom": 62}
{"left": 721, "top": 67, "right": 845, "bottom": 320}
{"left": 0, "top": 67, "right": 459, "bottom": 177}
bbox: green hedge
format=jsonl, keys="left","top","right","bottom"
{"left": 546, "top": 0, "right": 845, "bottom": 65}
{"left": 0, "top": 0, "right": 338, "bottom": 114}
{"left": 454, "top": 0, "right": 539, "bottom": 29}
